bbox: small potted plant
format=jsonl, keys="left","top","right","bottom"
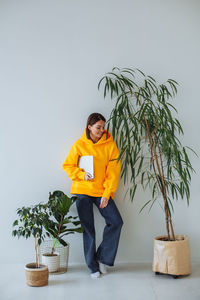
{"left": 98, "top": 67, "right": 197, "bottom": 278}
{"left": 41, "top": 190, "right": 84, "bottom": 273}
{"left": 12, "top": 203, "right": 49, "bottom": 286}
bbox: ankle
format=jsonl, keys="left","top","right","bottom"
{"left": 91, "top": 271, "right": 101, "bottom": 278}
{"left": 99, "top": 262, "right": 108, "bottom": 274}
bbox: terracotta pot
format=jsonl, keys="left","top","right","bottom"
{"left": 25, "top": 263, "right": 49, "bottom": 286}
{"left": 152, "top": 234, "right": 191, "bottom": 276}
{"left": 42, "top": 252, "right": 60, "bottom": 273}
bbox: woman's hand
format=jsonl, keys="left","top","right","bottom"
{"left": 84, "top": 172, "right": 93, "bottom": 181}
{"left": 100, "top": 197, "right": 109, "bottom": 208}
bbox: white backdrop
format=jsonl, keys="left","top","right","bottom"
{"left": 0, "top": 0, "right": 200, "bottom": 265}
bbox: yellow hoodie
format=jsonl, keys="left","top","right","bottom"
{"left": 62, "top": 129, "right": 121, "bottom": 199}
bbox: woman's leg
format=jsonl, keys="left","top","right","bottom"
{"left": 94, "top": 197, "right": 123, "bottom": 266}
{"left": 76, "top": 194, "right": 99, "bottom": 273}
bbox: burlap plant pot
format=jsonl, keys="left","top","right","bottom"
{"left": 152, "top": 235, "right": 191, "bottom": 276}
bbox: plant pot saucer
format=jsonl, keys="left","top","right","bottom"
{"left": 49, "top": 267, "right": 68, "bottom": 275}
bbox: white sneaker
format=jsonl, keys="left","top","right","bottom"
{"left": 91, "top": 271, "right": 101, "bottom": 278}
{"left": 99, "top": 262, "right": 107, "bottom": 274}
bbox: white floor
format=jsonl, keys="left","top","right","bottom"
{"left": 1, "top": 263, "right": 200, "bottom": 300}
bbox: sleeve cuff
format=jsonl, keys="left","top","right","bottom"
{"left": 78, "top": 171, "right": 86, "bottom": 181}
{"left": 102, "top": 190, "right": 111, "bottom": 199}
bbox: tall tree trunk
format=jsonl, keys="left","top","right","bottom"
{"left": 155, "top": 133, "right": 176, "bottom": 241}
{"left": 138, "top": 93, "right": 173, "bottom": 240}
{"left": 35, "top": 235, "right": 39, "bottom": 268}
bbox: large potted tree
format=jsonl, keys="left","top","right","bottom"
{"left": 12, "top": 203, "right": 49, "bottom": 286}
{"left": 98, "top": 67, "right": 197, "bottom": 278}
{"left": 41, "top": 191, "right": 84, "bottom": 273}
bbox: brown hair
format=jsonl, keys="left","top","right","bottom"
{"left": 86, "top": 113, "right": 106, "bottom": 139}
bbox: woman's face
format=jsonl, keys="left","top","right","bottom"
{"left": 88, "top": 120, "right": 105, "bottom": 141}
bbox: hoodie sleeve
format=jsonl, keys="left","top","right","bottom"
{"left": 62, "top": 143, "right": 86, "bottom": 181}
{"left": 102, "top": 142, "right": 121, "bottom": 199}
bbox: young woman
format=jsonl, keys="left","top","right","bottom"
{"left": 62, "top": 113, "right": 123, "bottom": 278}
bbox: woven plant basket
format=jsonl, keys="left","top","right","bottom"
{"left": 42, "top": 252, "right": 60, "bottom": 273}
{"left": 39, "top": 240, "right": 69, "bottom": 274}
{"left": 25, "top": 263, "right": 49, "bottom": 286}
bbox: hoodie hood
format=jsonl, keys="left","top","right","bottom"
{"left": 80, "top": 128, "right": 113, "bottom": 145}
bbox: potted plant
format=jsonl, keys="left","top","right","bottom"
{"left": 98, "top": 67, "right": 197, "bottom": 278}
{"left": 12, "top": 203, "right": 49, "bottom": 286}
{"left": 41, "top": 190, "right": 84, "bottom": 273}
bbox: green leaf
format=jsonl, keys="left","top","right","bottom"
{"left": 12, "top": 230, "right": 17, "bottom": 237}
{"left": 137, "top": 156, "right": 144, "bottom": 176}
{"left": 97, "top": 76, "right": 106, "bottom": 90}
{"left": 185, "top": 146, "right": 198, "bottom": 157}
{"left": 12, "top": 220, "right": 18, "bottom": 227}
{"left": 130, "top": 185, "right": 137, "bottom": 201}
{"left": 166, "top": 102, "right": 177, "bottom": 113}
{"left": 139, "top": 200, "right": 152, "bottom": 213}
{"left": 168, "top": 79, "right": 179, "bottom": 85}
{"left": 136, "top": 68, "right": 145, "bottom": 77}
{"left": 63, "top": 218, "right": 71, "bottom": 224}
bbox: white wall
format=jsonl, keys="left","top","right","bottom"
{"left": 0, "top": 0, "right": 200, "bottom": 265}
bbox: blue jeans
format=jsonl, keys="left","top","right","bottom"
{"left": 76, "top": 194, "right": 123, "bottom": 273}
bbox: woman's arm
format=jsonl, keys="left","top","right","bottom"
{"left": 102, "top": 142, "right": 121, "bottom": 199}
{"left": 62, "top": 143, "right": 86, "bottom": 181}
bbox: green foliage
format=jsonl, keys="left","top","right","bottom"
{"left": 98, "top": 67, "right": 197, "bottom": 238}
{"left": 12, "top": 203, "right": 48, "bottom": 245}
{"left": 43, "top": 191, "right": 84, "bottom": 252}
{"left": 12, "top": 191, "right": 84, "bottom": 255}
